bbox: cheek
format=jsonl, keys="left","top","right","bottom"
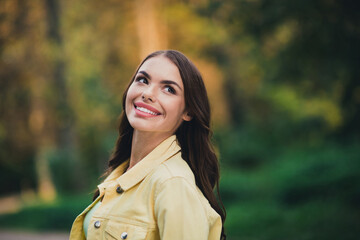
{"left": 126, "top": 85, "right": 137, "bottom": 102}
{"left": 165, "top": 98, "right": 186, "bottom": 118}
{"left": 125, "top": 89, "right": 136, "bottom": 113}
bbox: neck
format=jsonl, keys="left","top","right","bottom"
{"left": 128, "top": 131, "right": 172, "bottom": 171}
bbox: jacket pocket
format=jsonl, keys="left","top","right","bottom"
{"left": 104, "top": 220, "right": 147, "bottom": 240}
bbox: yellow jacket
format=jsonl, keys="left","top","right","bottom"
{"left": 69, "top": 135, "right": 222, "bottom": 240}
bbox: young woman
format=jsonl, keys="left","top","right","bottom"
{"left": 70, "top": 50, "right": 226, "bottom": 240}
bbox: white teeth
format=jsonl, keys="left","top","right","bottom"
{"left": 136, "top": 106, "right": 158, "bottom": 115}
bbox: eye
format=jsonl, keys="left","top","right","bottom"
{"left": 164, "top": 85, "right": 176, "bottom": 94}
{"left": 135, "top": 77, "right": 148, "bottom": 84}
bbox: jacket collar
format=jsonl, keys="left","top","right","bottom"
{"left": 98, "top": 135, "right": 180, "bottom": 194}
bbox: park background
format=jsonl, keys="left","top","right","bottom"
{"left": 0, "top": 0, "right": 359, "bottom": 239}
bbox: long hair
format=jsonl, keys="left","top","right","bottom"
{"left": 94, "top": 50, "right": 226, "bottom": 239}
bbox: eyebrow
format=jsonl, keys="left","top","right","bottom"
{"left": 139, "top": 71, "right": 151, "bottom": 80}
{"left": 138, "top": 71, "right": 183, "bottom": 90}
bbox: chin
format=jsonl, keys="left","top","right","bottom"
{"left": 129, "top": 121, "right": 155, "bottom": 132}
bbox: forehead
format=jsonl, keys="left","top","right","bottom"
{"left": 138, "top": 56, "right": 183, "bottom": 85}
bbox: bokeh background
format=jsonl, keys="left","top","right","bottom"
{"left": 1, "top": 0, "right": 360, "bottom": 239}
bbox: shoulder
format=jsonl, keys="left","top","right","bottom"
{"left": 149, "top": 152, "right": 221, "bottom": 224}
{"left": 150, "top": 151, "right": 196, "bottom": 187}
{"left": 147, "top": 151, "right": 196, "bottom": 199}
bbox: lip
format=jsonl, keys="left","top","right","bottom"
{"left": 134, "top": 102, "right": 161, "bottom": 117}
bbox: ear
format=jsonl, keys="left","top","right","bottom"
{"left": 182, "top": 112, "right": 192, "bottom": 122}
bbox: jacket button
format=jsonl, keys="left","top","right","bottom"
{"left": 94, "top": 220, "right": 101, "bottom": 228}
{"left": 121, "top": 232, "right": 128, "bottom": 239}
{"left": 116, "top": 186, "right": 124, "bottom": 194}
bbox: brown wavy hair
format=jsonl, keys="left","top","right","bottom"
{"left": 94, "top": 50, "right": 226, "bottom": 239}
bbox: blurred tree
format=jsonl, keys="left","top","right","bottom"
{"left": 161, "top": 2, "right": 230, "bottom": 126}
{"left": 134, "top": 0, "right": 167, "bottom": 60}
{"left": 0, "top": 0, "right": 37, "bottom": 195}
{"left": 61, "top": 0, "right": 137, "bottom": 184}
{"left": 0, "top": 0, "right": 75, "bottom": 201}
{"left": 207, "top": 0, "right": 360, "bottom": 139}
{"left": 44, "top": 0, "right": 74, "bottom": 155}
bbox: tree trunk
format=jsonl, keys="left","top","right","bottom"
{"left": 29, "top": 82, "right": 57, "bottom": 202}
{"left": 133, "top": 0, "right": 167, "bottom": 59}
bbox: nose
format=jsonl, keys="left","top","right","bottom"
{"left": 142, "top": 86, "right": 156, "bottom": 102}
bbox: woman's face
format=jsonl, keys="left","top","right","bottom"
{"left": 125, "top": 55, "right": 191, "bottom": 137}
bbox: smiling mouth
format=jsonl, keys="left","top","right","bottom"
{"left": 134, "top": 104, "right": 161, "bottom": 116}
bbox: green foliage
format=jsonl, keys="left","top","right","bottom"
{"left": 218, "top": 131, "right": 360, "bottom": 239}
{"left": 207, "top": 0, "right": 360, "bottom": 136}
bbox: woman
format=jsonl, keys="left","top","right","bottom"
{"left": 70, "top": 50, "right": 226, "bottom": 240}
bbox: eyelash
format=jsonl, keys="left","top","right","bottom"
{"left": 135, "top": 77, "right": 148, "bottom": 84}
{"left": 135, "top": 76, "right": 176, "bottom": 94}
{"left": 165, "top": 86, "right": 176, "bottom": 94}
